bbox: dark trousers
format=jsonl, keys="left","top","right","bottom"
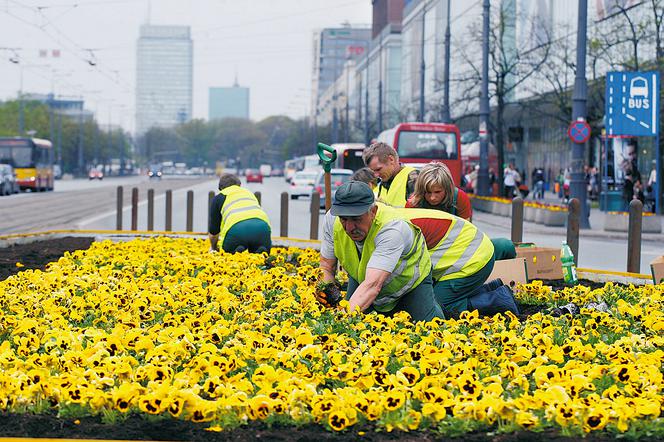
{"left": 222, "top": 218, "right": 272, "bottom": 253}
{"left": 433, "top": 254, "right": 496, "bottom": 317}
{"left": 346, "top": 270, "right": 445, "bottom": 322}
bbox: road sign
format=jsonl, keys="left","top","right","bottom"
{"left": 606, "top": 71, "right": 660, "bottom": 137}
{"left": 568, "top": 120, "right": 591, "bottom": 144}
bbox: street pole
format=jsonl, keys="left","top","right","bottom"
{"left": 570, "top": 0, "right": 591, "bottom": 229}
{"left": 419, "top": 10, "right": 426, "bottom": 122}
{"left": 378, "top": 33, "right": 383, "bottom": 133}
{"left": 18, "top": 66, "right": 24, "bottom": 136}
{"left": 77, "top": 113, "right": 84, "bottom": 176}
{"left": 345, "top": 63, "right": 350, "bottom": 142}
{"left": 441, "top": 0, "right": 452, "bottom": 123}
{"left": 477, "top": 0, "right": 491, "bottom": 196}
{"left": 364, "top": 77, "right": 370, "bottom": 145}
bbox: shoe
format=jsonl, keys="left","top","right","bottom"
{"left": 234, "top": 245, "right": 247, "bottom": 253}
{"left": 468, "top": 284, "right": 520, "bottom": 317}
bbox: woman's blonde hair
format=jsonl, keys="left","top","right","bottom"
{"left": 410, "top": 162, "right": 455, "bottom": 208}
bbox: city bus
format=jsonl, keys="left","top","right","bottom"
{"left": 376, "top": 122, "right": 462, "bottom": 185}
{"left": 0, "top": 137, "right": 54, "bottom": 191}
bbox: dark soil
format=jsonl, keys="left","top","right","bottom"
{"left": 0, "top": 413, "right": 651, "bottom": 441}
{"left": 0, "top": 236, "right": 94, "bottom": 280}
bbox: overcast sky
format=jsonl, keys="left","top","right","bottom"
{"left": 0, "top": 0, "right": 372, "bottom": 132}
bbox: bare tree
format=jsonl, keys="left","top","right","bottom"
{"left": 451, "top": 6, "right": 551, "bottom": 184}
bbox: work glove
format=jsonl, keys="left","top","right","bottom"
{"left": 315, "top": 281, "right": 343, "bottom": 308}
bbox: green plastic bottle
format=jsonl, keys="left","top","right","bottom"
{"left": 561, "top": 241, "right": 578, "bottom": 284}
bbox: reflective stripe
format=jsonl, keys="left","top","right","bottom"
{"left": 384, "top": 257, "right": 407, "bottom": 285}
{"left": 429, "top": 219, "right": 464, "bottom": 264}
{"left": 375, "top": 235, "right": 425, "bottom": 306}
{"left": 221, "top": 197, "right": 256, "bottom": 217}
{"left": 441, "top": 229, "right": 484, "bottom": 276}
{"left": 222, "top": 204, "right": 262, "bottom": 224}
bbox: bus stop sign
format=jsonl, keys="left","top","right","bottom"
{"left": 606, "top": 71, "right": 660, "bottom": 137}
{"left": 568, "top": 120, "right": 591, "bottom": 144}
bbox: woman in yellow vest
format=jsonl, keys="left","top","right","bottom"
{"left": 208, "top": 173, "right": 272, "bottom": 253}
{"left": 362, "top": 142, "right": 419, "bottom": 207}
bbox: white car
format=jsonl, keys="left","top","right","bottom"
{"left": 289, "top": 170, "right": 319, "bottom": 199}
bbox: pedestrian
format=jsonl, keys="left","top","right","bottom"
{"left": 363, "top": 142, "right": 419, "bottom": 207}
{"left": 503, "top": 163, "right": 517, "bottom": 198}
{"left": 208, "top": 173, "right": 272, "bottom": 254}
{"left": 556, "top": 169, "right": 565, "bottom": 199}
{"left": 405, "top": 162, "right": 472, "bottom": 220}
{"left": 318, "top": 181, "right": 445, "bottom": 321}
{"left": 531, "top": 167, "right": 545, "bottom": 200}
{"left": 405, "top": 162, "right": 516, "bottom": 261}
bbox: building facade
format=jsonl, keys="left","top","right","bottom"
{"left": 136, "top": 25, "right": 193, "bottom": 135}
{"left": 209, "top": 84, "right": 250, "bottom": 120}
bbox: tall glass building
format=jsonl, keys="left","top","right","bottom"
{"left": 136, "top": 25, "right": 193, "bottom": 135}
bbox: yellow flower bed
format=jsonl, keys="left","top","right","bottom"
{"left": 470, "top": 194, "right": 568, "bottom": 211}
{"left": 0, "top": 238, "right": 662, "bottom": 437}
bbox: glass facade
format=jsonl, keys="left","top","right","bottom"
{"left": 136, "top": 25, "right": 193, "bottom": 135}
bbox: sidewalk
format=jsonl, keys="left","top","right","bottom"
{"left": 474, "top": 190, "right": 664, "bottom": 243}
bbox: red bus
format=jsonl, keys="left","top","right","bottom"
{"left": 376, "top": 122, "right": 462, "bottom": 185}
{"left": 332, "top": 143, "right": 366, "bottom": 171}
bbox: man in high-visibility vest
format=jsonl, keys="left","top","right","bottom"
{"left": 208, "top": 173, "right": 272, "bottom": 253}
{"left": 318, "top": 181, "right": 445, "bottom": 322}
{"left": 362, "top": 142, "right": 419, "bottom": 207}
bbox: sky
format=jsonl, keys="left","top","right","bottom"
{"left": 0, "top": 0, "right": 372, "bottom": 133}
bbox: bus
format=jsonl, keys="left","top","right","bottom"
{"left": 0, "top": 137, "right": 54, "bottom": 191}
{"left": 376, "top": 122, "right": 462, "bottom": 185}
{"left": 332, "top": 143, "right": 365, "bottom": 171}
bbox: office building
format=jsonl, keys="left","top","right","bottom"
{"left": 209, "top": 82, "right": 250, "bottom": 120}
{"left": 136, "top": 25, "right": 193, "bottom": 135}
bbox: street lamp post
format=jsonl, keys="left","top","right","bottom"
{"left": 570, "top": 0, "right": 591, "bottom": 229}
{"left": 477, "top": 0, "right": 491, "bottom": 196}
{"left": 419, "top": 9, "right": 426, "bottom": 122}
{"left": 441, "top": 0, "right": 452, "bottom": 123}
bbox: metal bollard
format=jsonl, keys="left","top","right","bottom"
{"left": 310, "top": 192, "right": 321, "bottom": 240}
{"left": 254, "top": 191, "right": 261, "bottom": 206}
{"left": 165, "top": 190, "right": 173, "bottom": 232}
{"left": 567, "top": 198, "right": 580, "bottom": 266}
{"left": 511, "top": 197, "right": 523, "bottom": 243}
{"left": 627, "top": 199, "right": 643, "bottom": 273}
{"left": 147, "top": 189, "right": 154, "bottom": 231}
{"left": 280, "top": 192, "right": 289, "bottom": 237}
{"left": 186, "top": 190, "right": 194, "bottom": 232}
{"left": 131, "top": 187, "right": 138, "bottom": 231}
{"left": 208, "top": 191, "right": 215, "bottom": 215}
{"left": 116, "top": 186, "right": 123, "bottom": 230}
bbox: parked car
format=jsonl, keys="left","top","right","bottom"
{"left": 271, "top": 168, "right": 284, "bottom": 177}
{"left": 0, "top": 164, "right": 18, "bottom": 195}
{"left": 88, "top": 168, "right": 104, "bottom": 180}
{"left": 314, "top": 168, "right": 353, "bottom": 209}
{"left": 289, "top": 170, "right": 318, "bottom": 199}
{"left": 245, "top": 168, "right": 263, "bottom": 183}
{"left": 148, "top": 165, "right": 163, "bottom": 179}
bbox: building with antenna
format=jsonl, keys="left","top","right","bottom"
{"left": 135, "top": 24, "right": 193, "bottom": 135}
{"left": 208, "top": 77, "right": 250, "bottom": 120}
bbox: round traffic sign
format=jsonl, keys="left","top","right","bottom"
{"left": 568, "top": 120, "right": 591, "bottom": 144}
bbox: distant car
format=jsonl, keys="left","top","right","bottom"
{"left": 53, "top": 164, "right": 62, "bottom": 180}
{"left": 0, "top": 164, "right": 18, "bottom": 195}
{"left": 315, "top": 168, "right": 353, "bottom": 209}
{"left": 289, "top": 170, "right": 318, "bottom": 199}
{"left": 245, "top": 168, "right": 263, "bottom": 183}
{"left": 88, "top": 168, "right": 104, "bottom": 180}
{"left": 148, "top": 166, "right": 163, "bottom": 179}
{"left": 271, "top": 168, "right": 284, "bottom": 177}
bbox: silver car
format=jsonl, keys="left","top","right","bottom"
{"left": 0, "top": 164, "right": 18, "bottom": 196}
{"left": 288, "top": 170, "right": 319, "bottom": 199}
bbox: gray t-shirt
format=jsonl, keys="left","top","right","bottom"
{"left": 321, "top": 211, "right": 414, "bottom": 273}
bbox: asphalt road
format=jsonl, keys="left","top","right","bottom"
{"left": 1, "top": 175, "right": 659, "bottom": 273}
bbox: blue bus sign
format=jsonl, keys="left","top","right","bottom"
{"left": 606, "top": 71, "right": 660, "bottom": 137}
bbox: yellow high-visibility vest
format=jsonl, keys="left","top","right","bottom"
{"left": 333, "top": 204, "right": 430, "bottom": 312}
{"left": 395, "top": 207, "right": 494, "bottom": 281}
{"left": 376, "top": 166, "right": 416, "bottom": 207}
{"left": 219, "top": 185, "right": 271, "bottom": 243}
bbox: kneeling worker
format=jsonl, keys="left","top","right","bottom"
{"left": 319, "top": 181, "right": 445, "bottom": 322}
{"left": 208, "top": 173, "right": 272, "bottom": 253}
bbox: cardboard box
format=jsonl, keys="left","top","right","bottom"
{"left": 487, "top": 258, "right": 528, "bottom": 288}
{"left": 516, "top": 246, "right": 563, "bottom": 280}
{"left": 650, "top": 256, "right": 664, "bottom": 284}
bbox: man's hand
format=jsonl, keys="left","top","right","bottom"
{"left": 347, "top": 267, "right": 391, "bottom": 312}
